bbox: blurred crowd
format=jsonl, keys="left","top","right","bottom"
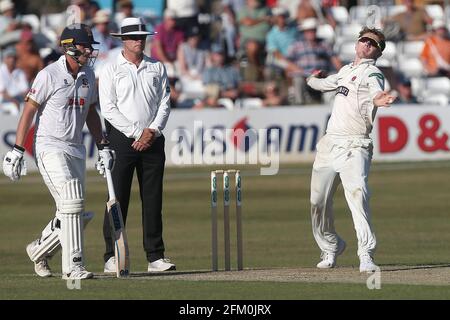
{"left": 0, "top": 0, "right": 450, "bottom": 114}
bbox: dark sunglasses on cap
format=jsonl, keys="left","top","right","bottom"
{"left": 358, "top": 36, "right": 381, "bottom": 50}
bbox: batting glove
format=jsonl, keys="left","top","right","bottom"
{"left": 96, "top": 144, "right": 116, "bottom": 177}
{"left": 3, "top": 145, "right": 27, "bottom": 181}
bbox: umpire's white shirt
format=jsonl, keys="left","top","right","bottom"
{"left": 307, "top": 58, "right": 384, "bottom": 137}
{"left": 99, "top": 52, "right": 171, "bottom": 140}
{"left": 26, "top": 55, "right": 97, "bottom": 159}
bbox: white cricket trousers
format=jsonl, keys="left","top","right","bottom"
{"left": 36, "top": 151, "right": 86, "bottom": 274}
{"left": 310, "top": 135, "right": 376, "bottom": 257}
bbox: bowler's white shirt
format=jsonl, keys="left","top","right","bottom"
{"left": 99, "top": 52, "right": 171, "bottom": 140}
{"left": 26, "top": 55, "right": 97, "bottom": 159}
{"left": 307, "top": 59, "right": 384, "bottom": 137}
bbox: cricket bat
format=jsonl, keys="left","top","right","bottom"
{"left": 105, "top": 167, "right": 130, "bottom": 277}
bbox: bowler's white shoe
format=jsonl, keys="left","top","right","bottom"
{"left": 26, "top": 240, "right": 52, "bottom": 277}
{"left": 104, "top": 257, "right": 116, "bottom": 273}
{"left": 148, "top": 258, "right": 176, "bottom": 272}
{"left": 62, "top": 266, "right": 94, "bottom": 280}
{"left": 359, "top": 254, "right": 378, "bottom": 273}
{"left": 316, "top": 239, "right": 346, "bottom": 269}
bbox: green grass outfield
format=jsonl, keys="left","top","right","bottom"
{"left": 0, "top": 161, "right": 449, "bottom": 300}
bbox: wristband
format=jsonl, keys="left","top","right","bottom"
{"left": 14, "top": 144, "right": 25, "bottom": 153}
{"left": 97, "top": 141, "right": 110, "bottom": 150}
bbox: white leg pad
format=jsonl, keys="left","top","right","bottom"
{"left": 58, "top": 178, "right": 84, "bottom": 214}
{"left": 28, "top": 212, "right": 94, "bottom": 262}
{"left": 57, "top": 178, "right": 85, "bottom": 275}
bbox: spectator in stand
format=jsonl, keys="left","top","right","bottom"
{"left": 176, "top": 26, "right": 210, "bottom": 107}
{"left": 15, "top": 29, "right": 44, "bottom": 84}
{"left": 196, "top": 44, "right": 241, "bottom": 109}
{"left": 296, "top": 0, "right": 337, "bottom": 29}
{"left": 286, "top": 18, "right": 342, "bottom": 105}
{"left": 0, "top": 0, "right": 19, "bottom": 33}
{"left": 177, "top": 26, "right": 210, "bottom": 82}
{"left": 88, "top": 1, "right": 101, "bottom": 23}
{"left": 115, "top": 0, "right": 134, "bottom": 25}
{"left": 151, "top": 9, "right": 184, "bottom": 107}
{"left": 151, "top": 9, "right": 184, "bottom": 78}
{"left": 265, "top": 6, "right": 298, "bottom": 76}
{"left": 220, "top": 0, "right": 246, "bottom": 58}
{"left": 277, "top": 0, "right": 300, "bottom": 20}
{"left": 167, "top": 0, "right": 199, "bottom": 31}
{"left": 265, "top": 0, "right": 277, "bottom": 7}
{"left": 237, "top": 0, "right": 271, "bottom": 80}
{"left": 392, "top": 73, "right": 418, "bottom": 104}
{"left": 420, "top": 20, "right": 450, "bottom": 78}
{"left": 262, "top": 81, "right": 288, "bottom": 106}
{"left": 91, "top": 10, "right": 121, "bottom": 68}
{"left": 0, "top": 46, "right": 29, "bottom": 115}
{"left": 296, "top": 0, "right": 318, "bottom": 23}
{"left": 388, "top": 0, "right": 432, "bottom": 41}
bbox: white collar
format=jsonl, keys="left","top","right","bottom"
{"left": 352, "top": 58, "right": 375, "bottom": 67}
{"left": 117, "top": 51, "right": 149, "bottom": 67}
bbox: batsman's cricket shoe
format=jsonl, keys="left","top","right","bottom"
{"left": 148, "top": 258, "right": 176, "bottom": 272}
{"left": 103, "top": 257, "right": 116, "bottom": 273}
{"left": 316, "top": 239, "right": 346, "bottom": 269}
{"left": 359, "top": 254, "right": 378, "bottom": 273}
{"left": 26, "top": 239, "right": 52, "bottom": 277}
{"left": 62, "top": 266, "right": 94, "bottom": 280}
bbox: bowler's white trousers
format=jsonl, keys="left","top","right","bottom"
{"left": 310, "top": 135, "right": 376, "bottom": 257}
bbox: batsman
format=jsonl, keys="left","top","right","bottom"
{"left": 2, "top": 24, "right": 114, "bottom": 280}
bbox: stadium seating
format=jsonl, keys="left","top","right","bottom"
{"left": 377, "top": 41, "right": 397, "bottom": 68}
{"left": 40, "top": 13, "right": 66, "bottom": 32}
{"left": 414, "top": 77, "right": 450, "bottom": 106}
{"left": 218, "top": 98, "right": 235, "bottom": 110}
{"left": 422, "top": 94, "right": 449, "bottom": 106}
{"left": 338, "top": 41, "right": 357, "bottom": 64}
{"left": 425, "top": 77, "right": 450, "bottom": 95}
{"left": 425, "top": 5, "right": 444, "bottom": 21}
{"left": 446, "top": 6, "right": 450, "bottom": 30}
{"left": 316, "top": 24, "right": 335, "bottom": 43}
{"left": 398, "top": 58, "right": 424, "bottom": 78}
{"left": 335, "top": 23, "right": 362, "bottom": 49}
{"left": 330, "top": 6, "right": 349, "bottom": 25}
{"left": 399, "top": 40, "right": 425, "bottom": 59}
{"left": 386, "top": 5, "right": 406, "bottom": 17}
{"left": 235, "top": 98, "right": 263, "bottom": 109}
{"left": 349, "top": 6, "right": 371, "bottom": 24}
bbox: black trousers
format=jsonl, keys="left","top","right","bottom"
{"left": 103, "top": 124, "right": 166, "bottom": 263}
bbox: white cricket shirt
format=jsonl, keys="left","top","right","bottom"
{"left": 307, "top": 59, "right": 384, "bottom": 137}
{"left": 26, "top": 55, "right": 98, "bottom": 159}
{"left": 99, "top": 52, "right": 171, "bottom": 140}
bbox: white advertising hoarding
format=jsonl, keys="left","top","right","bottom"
{"left": 1, "top": 105, "right": 450, "bottom": 172}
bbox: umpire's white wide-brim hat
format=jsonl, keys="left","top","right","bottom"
{"left": 111, "top": 17, "right": 156, "bottom": 37}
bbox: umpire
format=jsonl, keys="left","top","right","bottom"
{"left": 99, "top": 17, "right": 175, "bottom": 272}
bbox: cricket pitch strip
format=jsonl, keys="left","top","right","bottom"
{"left": 94, "top": 264, "right": 450, "bottom": 286}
